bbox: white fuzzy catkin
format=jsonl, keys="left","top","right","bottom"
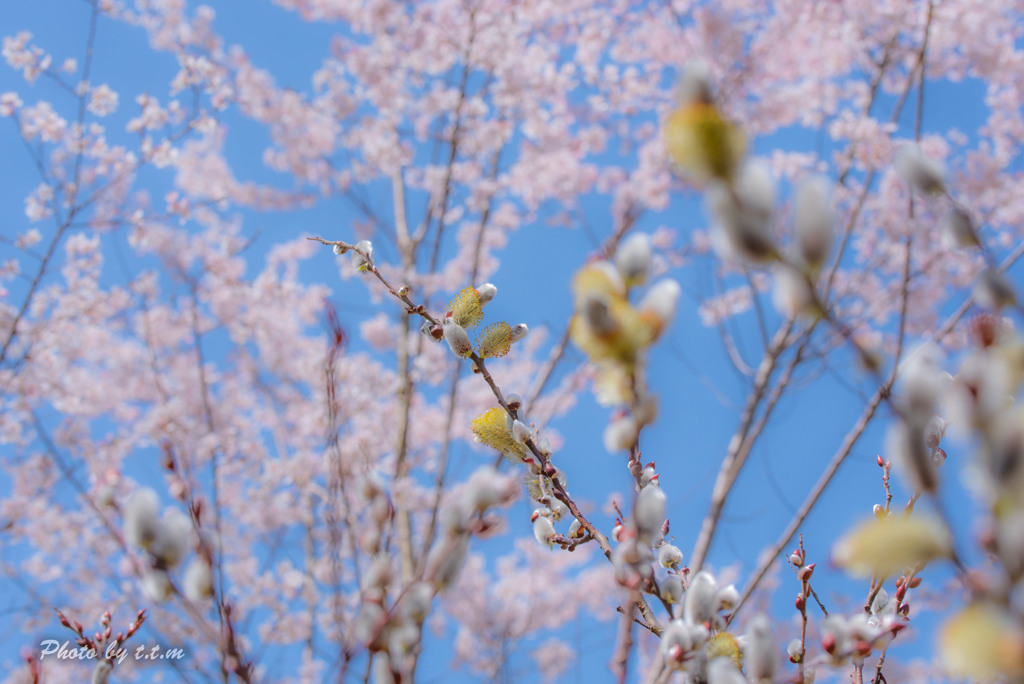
{"left": 124, "top": 487, "right": 160, "bottom": 549}
{"left": 634, "top": 484, "right": 666, "bottom": 542}
{"left": 894, "top": 145, "right": 945, "bottom": 195}
{"left": 184, "top": 557, "right": 215, "bottom": 602}
{"left": 615, "top": 232, "right": 652, "bottom": 285}
{"left": 793, "top": 174, "right": 834, "bottom": 268}
{"left": 442, "top": 318, "right": 473, "bottom": 357}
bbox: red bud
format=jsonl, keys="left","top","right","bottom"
{"left": 908, "top": 576, "right": 922, "bottom": 588}
{"left": 876, "top": 454, "right": 885, "bottom": 467}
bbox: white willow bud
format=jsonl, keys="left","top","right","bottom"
{"left": 924, "top": 415, "right": 945, "bottom": 450}
{"left": 887, "top": 419, "right": 938, "bottom": 494}
{"left": 746, "top": 614, "right": 777, "bottom": 683}
{"left": 461, "top": 467, "right": 518, "bottom": 513}
{"left": 772, "top": 263, "right": 816, "bottom": 319}
{"left": 184, "top": 557, "right": 215, "bottom": 602}
{"left": 894, "top": 145, "right": 945, "bottom": 195}
{"left": 683, "top": 570, "right": 719, "bottom": 626}
{"left": 708, "top": 161, "right": 777, "bottom": 264}
{"left": 533, "top": 514, "right": 556, "bottom": 548}
{"left": 425, "top": 532, "right": 469, "bottom": 590}
{"left": 635, "top": 484, "right": 667, "bottom": 542}
{"left": 658, "top": 544, "right": 684, "bottom": 569}
{"left": 603, "top": 415, "right": 637, "bottom": 452}
{"left": 660, "top": 619, "right": 708, "bottom": 670}
{"left": 512, "top": 419, "right": 533, "bottom": 444}
{"left": 787, "top": 638, "right": 803, "bottom": 662}
{"left": 400, "top": 582, "right": 434, "bottom": 622}
{"left": 677, "top": 61, "right": 714, "bottom": 106}
{"left": 509, "top": 323, "right": 529, "bottom": 343}
{"left": 638, "top": 279, "right": 681, "bottom": 331}
{"left": 615, "top": 233, "right": 652, "bottom": 286}
{"left": 660, "top": 573, "right": 683, "bottom": 604}
{"left": 568, "top": 518, "right": 584, "bottom": 539}
{"left": 350, "top": 239, "right": 374, "bottom": 271}
{"left": 142, "top": 569, "right": 173, "bottom": 602}
{"left": 124, "top": 487, "right": 160, "bottom": 550}
{"left": 708, "top": 657, "right": 746, "bottom": 684}
{"left": 442, "top": 317, "right": 473, "bottom": 357}
{"left": 149, "top": 509, "right": 191, "bottom": 568}
{"left": 332, "top": 243, "right": 344, "bottom": 255}
{"left": 476, "top": 282, "right": 497, "bottom": 305}
{"left": 898, "top": 343, "right": 947, "bottom": 421}
{"left": 716, "top": 584, "right": 740, "bottom": 612}
{"left": 941, "top": 208, "right": 980, "bottom": 248}
{"left": 794, "top": 174, "right": 834, "bottom": 268}
{"left": 974, "top": 268, "right": 1017, "bottom": 310}
{"left": 372, "top": 653, "right": 396, "bottom": 684}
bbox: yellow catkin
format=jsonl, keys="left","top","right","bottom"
{"left": 705, "top": 632, "right": 743, "bottom": 670}
{"left": 664, "top": 102, "right": 745, "bottom": 184}
{"left": 470, "top": 407, "right": 528, "bottom": 460}
{"left": 477, "top": 322, "right": 513, "bottom": 358}
{"left": 448, "top": 287, "right": 484, "bottom": 329}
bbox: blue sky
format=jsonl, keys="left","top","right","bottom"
{"left": 0, "top": 2, "right": 998, "bottom": 682}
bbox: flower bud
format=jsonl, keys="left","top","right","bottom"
{"left": 787, "top": 639, "right": 803, "bottom": 663}
{"left": 149, "top": 509, "right": 191, "bottom": 568}
{"left": 533, "top": 514, "right": 556, "bottom": 548}
{"left": 794, "top": 174, "right": 834, "bottom": 268}
{"left": 124, "top": 488, "right": 160, "bottom": 550}
{"left": 400, "top": 582, "right": 434, "bottom": 623}
{"left": 677, "top": 61, "right": 714, "bottom": 106}
{"left": 974, "top": 268, "right": 1017, "bottom": 310}
{"left": 894, "top": 145, "right": 945, "bottom": 195}
{"left": 887, "top": 419, "right": 938, "bottom": 494}
{"left": 603, "top": 415, "right": 637, "bottom": 452}
{"left": 941, "top": 208, "right": 980, "bottom": 248}
{"left": 142, "top": 569, "right": 173, "bottom": 602}
{"left": 716, "top": 584, "right": 740, "bottom": 611}
{"left": 924, "top": 415, "right": 945, "bottom": 450}
{"left": 707, "top": 161, "right": 778, "bottom": 264}
{"left": 772, "top": 263, "right": 817, "bottom": 319}
{"left": 461, "top": 467, "right": 518, "bottom": 514}
{"left": 615, "top": 233, "right": 652, "bottom": 286}
{"left": 638, "top": 279, "right": 681, "bottom": 336}
{"left": 511, "top": 419, "right": 533, "bottom": 445}
{"left": 746, "top": 614, "right": 777, "bottom": 683}
{"left": 509, "top": 323, "right": 529, "bottom": 343}
{"left": 634, "top": 484, "right": 666, "bottom": 542}
{"left": 873, "top": 504, "right": 886, "bottom": 520}
{"left": 707, "top": 656, "right": 747, "bottom": 684}
{"left": 683, "top": 570, "right": 719, "bottom": 626}
{"left": 660, "top": 573, "right": 683, "bottom": 604}
{"left": 332, "top": 243, "right": 345, "bottom": 255}
{"left": 568, "top": 518, "right": 584, "bottom": 539}
{"left": 658, "top": 544, "right": 684, "bottom": 569}
{"left": 475, "top": 282, "right": 497, "bottom": 305}
{"left": 350, "top": 239, "right": 374, "bottom": 271}
{"left": 442, "top": 318, "right": 473, "bottom": 357}
{"left": 184, "top": 557, "right": 215, "bottom": 602}
{"left": 797, "top": 563, "right": 816, "bottom": 581}
{"left": 425, "top": 532, "right": 469, "bottom": 590}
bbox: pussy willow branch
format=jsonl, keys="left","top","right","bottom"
{"left": 310, "top": 238, "right": 666, "bottom": 633}
{"left": 420, "top": 146, "right": 504, "bottom": 567}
